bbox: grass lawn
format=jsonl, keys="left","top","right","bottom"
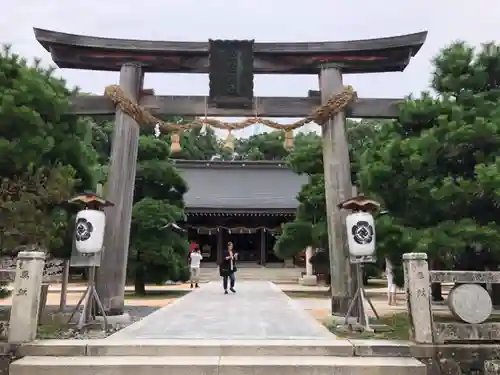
{"left": 326, "top": 311, "right": 500, "bottom": 341}
{"left": 0, "top": 309, "right": 70, "bottom": 340}
{"left": 326, "top": 312, "right": 412, "bottom": 340}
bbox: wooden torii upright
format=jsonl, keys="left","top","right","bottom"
{"left": 34, "top": 28, "right": 427, "bottom": 316}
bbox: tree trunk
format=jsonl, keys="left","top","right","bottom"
{"left": 134, "top": 267, "right": 146, "bottom": 296}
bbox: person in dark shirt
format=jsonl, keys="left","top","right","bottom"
{"left": 219, "top": 242, "right": 237, "bottom": 294}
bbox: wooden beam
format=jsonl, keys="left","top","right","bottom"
{"left": 35, "top": 28, "right": 428, "bottom": 55}
{"left": 34, "top": 28, "right": 428, "bottom": 74}
{"left": 68, "top": 95, "right": 402, "bottom": 119}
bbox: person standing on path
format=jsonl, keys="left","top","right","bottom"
{"left": 189, "top": 246, "right": 203, "bottom": 288}
{"left": 220, "top": 242, "right": 237, "bottom": 294}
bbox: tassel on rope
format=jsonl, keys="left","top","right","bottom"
{"left": 284, "top": 129, "right": 294, "bottom": 150}
{"left": 170, "top": 132, "right": 182, "bottom": 153}
{"left": 223, "top": 130, "right": 235, "bottom": 152}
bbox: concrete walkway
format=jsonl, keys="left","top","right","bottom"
{"left": 110, "top": 281, "right": 335, "bottom": 340}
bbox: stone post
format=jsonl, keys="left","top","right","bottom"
{"left": 59, "top": 259, "right": 70, "bottom": 312}
{"left": 299, "top": 246, "right": 318, "bottom": 286}
{"left": 96, "top": 63, "right": 143, "bottom": 315}
{"left": 8, "top": 251, "right": 45, "bottom": 343}
{"left": 319, "top": 64, "right": 353, "bottom": 314}
{"left": 403, "top": 253, "right": 434, "bottom": 344}
{"left": 305, "top": 246, "right": 313, "bottom": 276}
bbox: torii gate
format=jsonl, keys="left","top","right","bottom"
{"left": 34, "top": 28, "right": 426, "bottom": 316}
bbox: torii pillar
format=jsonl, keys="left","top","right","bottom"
{"left": 96, "top": 63, "right": 143, "bottom": 315}
{"left": 319, "top": 64, "right": 355, "bottom": 314}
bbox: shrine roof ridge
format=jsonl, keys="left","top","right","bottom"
{"left": 171, "top": 159, "right": 291, "bottom": 170}
{"left": 33, "top": 28, "right": 427, "bottom": 74}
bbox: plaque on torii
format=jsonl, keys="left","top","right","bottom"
{"left": 33, "top": 27, "right": 427, "bottom": 316}
{"left": 208, "top": 39, "right": 255, "bottom": 109}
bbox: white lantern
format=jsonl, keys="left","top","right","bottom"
{"left": 345, "top": 211, "right": 376, "bottom": 257}
{"left": 74, "top": 209, "right": 106, "bottom": 253}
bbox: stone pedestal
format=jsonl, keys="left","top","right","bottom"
{"left": 8, "top": 251, "right": 46, "bottom": 343}
{"left": 299, "top": 275, "right": 318, "bottom": 286}
{"left": 403, "top": 252, "right": 433, "bottom": 344}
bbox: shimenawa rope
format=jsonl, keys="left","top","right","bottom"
{"left": 103, "top": 84, "right": 357, "bottom": 152}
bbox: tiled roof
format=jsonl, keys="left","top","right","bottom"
{"left": 173, "top": 160, "right": 308, "bottom": 212}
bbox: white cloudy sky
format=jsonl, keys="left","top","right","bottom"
{"left": 2, "top": 0, "right": 499, "bottom": 137}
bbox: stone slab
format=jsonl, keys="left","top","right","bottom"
{"left": 18, "top": 340, "right": 88, "bottom": 356}
{"left": 109, "top": 281, "right": 335, "bottom": 340}
{"left": 19, "top": 339, "right": 354, "bottom": 357}
{"left": 10, "top": 356, "right": 219, "bottom": 375}
{"left": 435, "top": 322, "right": 500, "bottom": 343}
{"left": 299, "top": 275, "right": 318, "bottom": 286}
{"left": 350, "top": 340, "right": 412, "bottom": 357}
{"left": 430, "top": 270, "right": 500, "bottom": 284}
{"left": 448, "top": 284, "right": 492, "bottom": 323}
{"left": 87, "top": 339, "right": 353, "bottom": 356}
{"left": 11, "top": 356, "right": 427, "bottom": 375}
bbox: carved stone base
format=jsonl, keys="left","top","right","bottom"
{"left": 95, "top": 312, "right": 131, "bottom": 328}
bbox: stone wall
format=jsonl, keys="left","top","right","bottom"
{"left": 402, "top": 252, "right": 500, "bottom": 374}
{"left": 349, "top": 340, "right": 500, "bottom": 375}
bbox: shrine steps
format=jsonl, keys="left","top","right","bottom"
{"left": 11, "top": 355, "right": 426, "bottom": 375}
{"left": 13, "top": 340, "right": 426, "bottom": 375}
{"left": 199, "top": 266, "right": 304, "bottom": 283}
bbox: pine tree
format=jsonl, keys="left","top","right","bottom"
{"left": 359, "top": 42, "right": 500, "bottom": 286}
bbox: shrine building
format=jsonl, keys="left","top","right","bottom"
{"left": 173, "top": 160, "right": 307, "bottom": 266}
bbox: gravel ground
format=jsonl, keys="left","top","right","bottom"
{"left": 0, "top": 305, "right": 160, "bottom": 340}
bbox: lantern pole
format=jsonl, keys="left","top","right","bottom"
{"left": 66, "top": 192, "right": 114, "bottom": 330}
{"left": 338, "top": 195, "right": 381, "bottom": 332}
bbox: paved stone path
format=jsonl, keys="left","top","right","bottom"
{"left": 110, "top": 281, "right": 335, "bottom": 340}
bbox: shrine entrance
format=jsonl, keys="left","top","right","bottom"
{"left": 34, "top": 28, "right": 427, "bottom": 315}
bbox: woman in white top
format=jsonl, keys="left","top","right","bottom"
{"left": 385, "top": 257, "right": 397, "bottom": 305}
{"left": 189, "top": 247, "right": 203, "bottom": 288}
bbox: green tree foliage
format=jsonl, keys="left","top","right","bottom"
{"left": 0, "top": 166, "right": 76, "bottom": 253}
{"left": 235, "top": 131, "right": 289, "bottom": 160}
{"left": 233, "top": 130, "right": 320, "bottom": 161}
{"left": 179, "top": 126, "right": 222, "bottom": 160}
{"left": 0, "top": 45, "right": 97, "bottom": 257}
{"left": 273, "top": 121, "right": 373, "bottom": 261}
{"left": 129, "top": 198, "right": 188, "bottom": 294}
{"left": 128, "top": 133, "right": 190, "bottom": 294}
{"left": 358, "top": 42, "right": 500, "bottom": 285}
{"left": 275, "top": 42, "right": 500, "bottom": 287}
